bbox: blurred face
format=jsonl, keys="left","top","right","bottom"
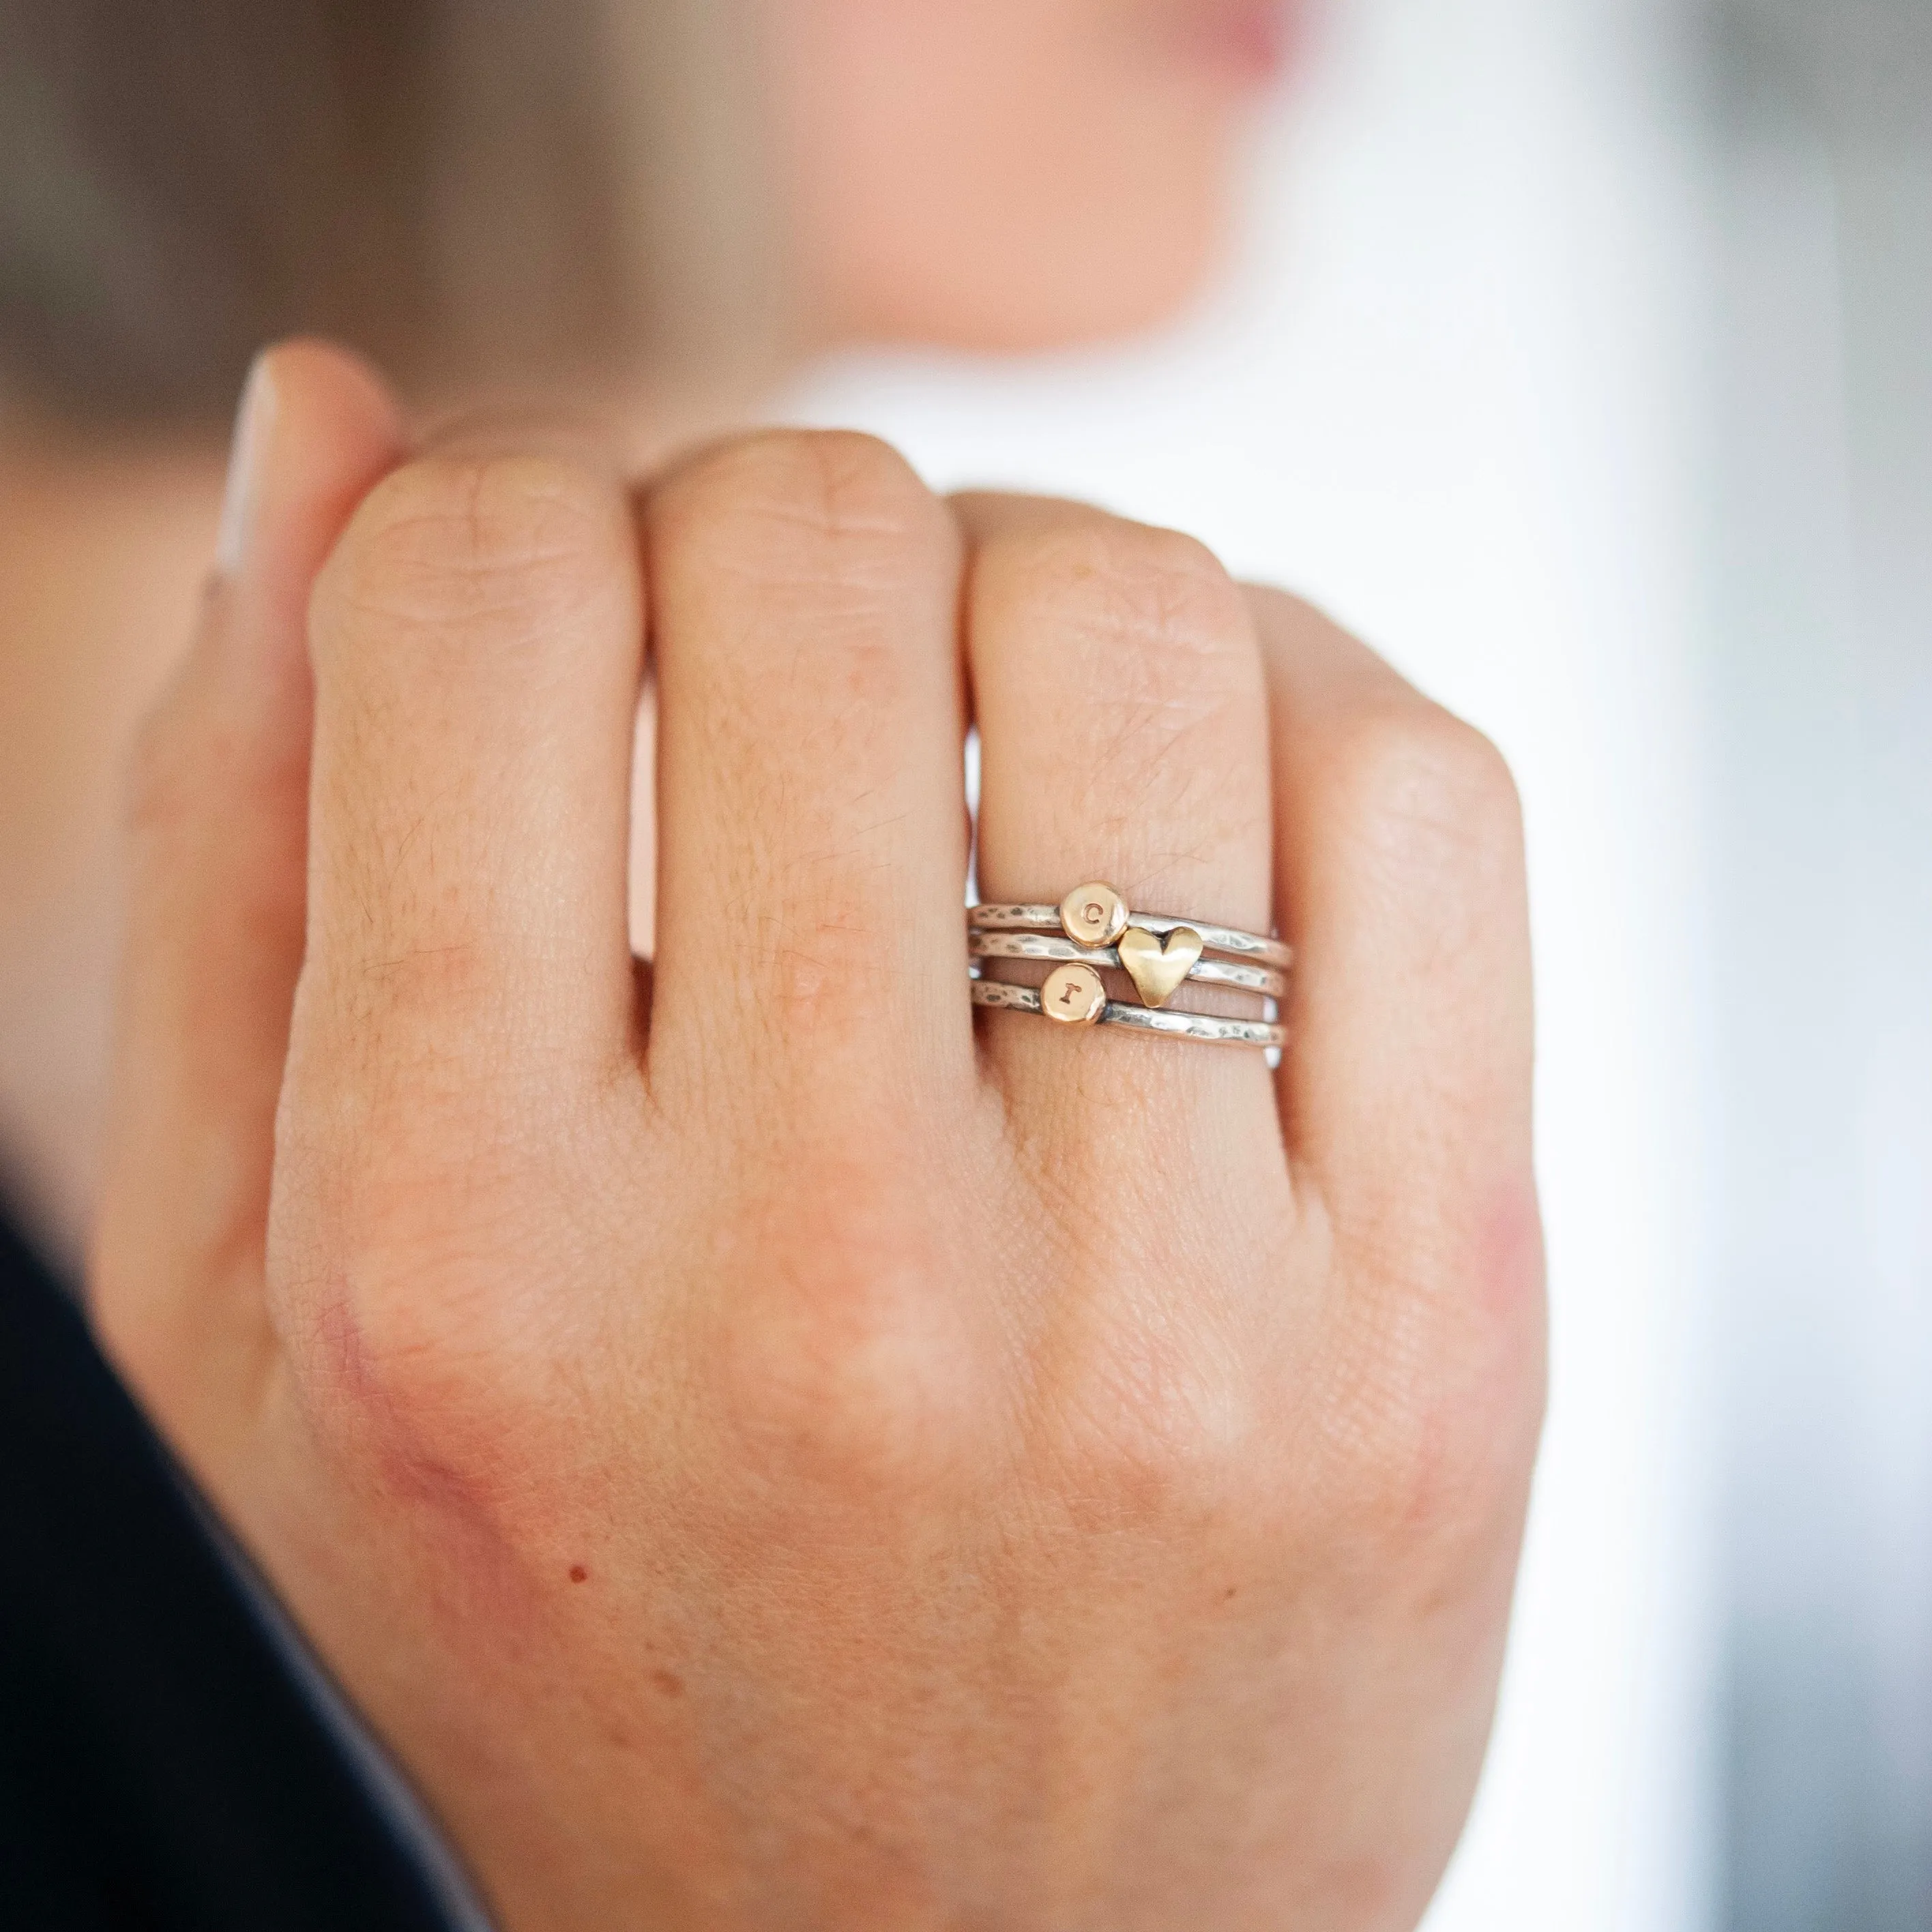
{"left": 774, "top": 0, "right": 1298, "bottom": 351}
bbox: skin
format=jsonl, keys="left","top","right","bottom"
{"left": 91, "top": 344, "right": 1542, "bottom": 1929}
{"left": 8, "top": 3, "right": 1545, "bottom": 1924}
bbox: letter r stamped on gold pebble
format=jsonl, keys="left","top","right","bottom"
{"left": 1041, "top": 962, "right": 1108, "bottom": 1027}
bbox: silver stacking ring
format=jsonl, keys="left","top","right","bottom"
{"left": 967, "top": 930, "right": 1287, "bottom": 1000}
{"left": 967, "top": 978, "right": 1287, "bottom": 1051}
{"left": 966, "top": 881, "right": 1289, "bottom": 1053}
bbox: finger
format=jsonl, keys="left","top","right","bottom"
{"left": 643, "top": 431, "right": 971, "bottom": 1102}
{"left": 955, "top": 493, "right": 1278, "bottom": 1149}
{"left": 1249, "top": 588, "right": 1538, "bottom": 1299}
{"left": 289, "top": 418, "right": 646, "bottom": 1143}
{"left": 92, "top": 342, "right": 405, "bottom": 1444}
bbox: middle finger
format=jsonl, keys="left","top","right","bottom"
{"left": 643, "top": 431, "right": 974, "bottom": 1107}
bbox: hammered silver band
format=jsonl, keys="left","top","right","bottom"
{"left": 969, "top": 979, "right": 1287, "bottom": 1051}
{"left": 969, "top": 902, "right": 1292, "bottom": 971}
{"left": 967, "top": 929, "right": 1287, "bottom": 999}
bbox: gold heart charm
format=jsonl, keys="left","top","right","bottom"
{"left": 1116, "top": 926, "right": 1203, "bottom": 1008}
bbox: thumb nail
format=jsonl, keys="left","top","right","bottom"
{"left": 215, "top": 355, "right": 277, "bottom": 576}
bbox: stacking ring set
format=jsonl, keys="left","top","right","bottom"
{"left": 967, "top": 882, "right": 1289, "bottom": 1053}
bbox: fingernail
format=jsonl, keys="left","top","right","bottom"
{"left": 215, "top": 354, "right": 277, "bottom": 576}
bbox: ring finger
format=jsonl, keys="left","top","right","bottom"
{"left": 955, "top": 494, "right": 1281, "bottom": 1163}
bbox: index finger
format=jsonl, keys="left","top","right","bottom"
{"left": 289, "top": 426, "right": 646, "bottom": 1144}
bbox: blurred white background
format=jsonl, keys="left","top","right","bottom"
{"left": 788, "top": 1, "right": 1721, "bottom": 1926}
{"left": 785, "top": 0, "right": 1932, "bottom": 1922}
{"left": 1710, "top": 1, "right": 1932, "bottom": 1927}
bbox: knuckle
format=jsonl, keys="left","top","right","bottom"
{"left": 270, "top": 1123, "right": 574, "bottom": 1507}
{"left": 312, "top": 452, "right": 626, "bottom": 663}
{"left": 993, "top": 515, "right": 1252, "bottom": 685}
{"left": 654, "top": 428, "right": 948, "bottom": 585}
{"left": 703, "top": 1156, "right": 995, "bottom": 1498}
{"left": 980, "top": 514, "right": 1263, "bottom": 837}
{"left": 304, "top": 1253, "right": 557, "bottom": 1529}
{"left": 1044, "top": 1334, "right": 1259, "bottom": 1532}
{"left": 1321, "top": 1268, "right": 1545, "bottom": 1562}
{"left": 1333, "top": 703, "right": 1524, "bottom": 894}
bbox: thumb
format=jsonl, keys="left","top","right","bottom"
{"left": 91, "top": 340, "right": 405, "bottom": 1467}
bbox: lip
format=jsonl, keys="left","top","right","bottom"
{"left": 1171, "top": 0, "right": 1301, "bottom": 87}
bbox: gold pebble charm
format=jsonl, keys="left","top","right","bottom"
{"left": 1058, "top": 882, "right": 1129, "bottom": 948}
{"left": 1040, "top": 962, "right": 1108, "bottom": 1027}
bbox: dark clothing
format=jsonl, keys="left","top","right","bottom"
{"left": 0, "top": 1209, "right": 465, "bottom": 1931}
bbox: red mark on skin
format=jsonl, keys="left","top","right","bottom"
{"left": 1479, "top": 1176, "right": 1549, "bottom": 1332}
{"left": 307, "top": 1274, "right": 548, "bottom": 1643}
{"left": 313, "top": 1291, "right": 495, "bottom": 1524}
{"left": 569, "top": 1566, "right": 588, "bottom": 1584}
{"left": 1454, "top": 1174, "right": 1551, "bottom": 1477}
{"left": 652, "top": 1669, "right": 684, "bottom": 1699}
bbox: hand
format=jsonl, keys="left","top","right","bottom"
{"left": 94, "top": 342, "right": 1543, "bottom": 1931}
